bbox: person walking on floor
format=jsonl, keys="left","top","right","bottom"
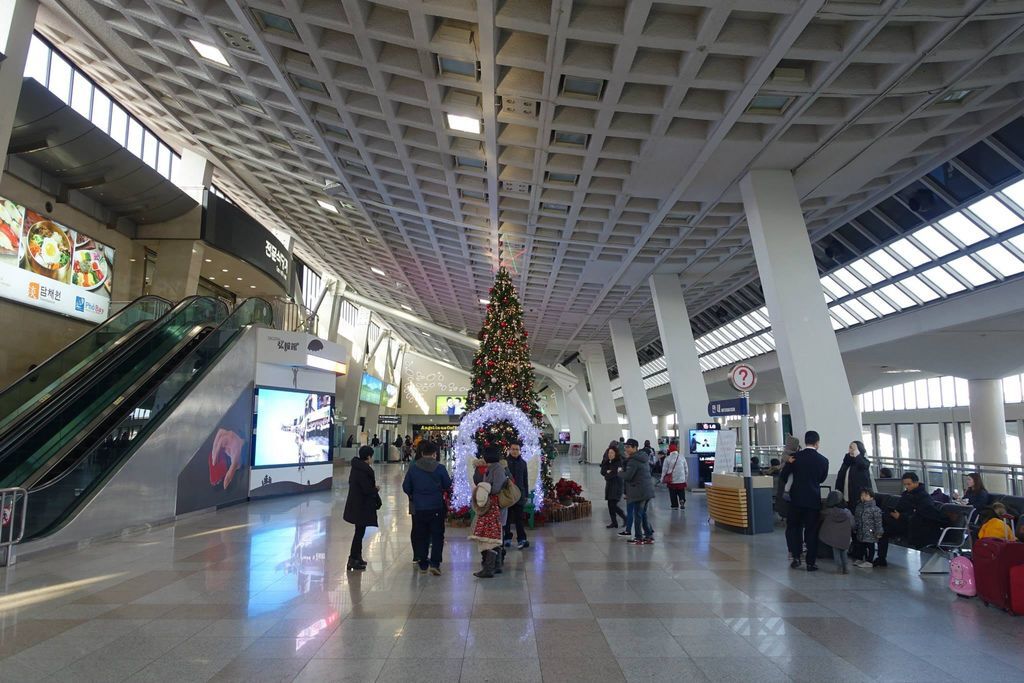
{"left": 852, "top": 489, "right": 883, "bottom": 568}
{"left": 469, "top": 446, "right": 507, "bottom": 578}
{"left": 661, "top": 446, "right": 689, "bottom": 510}
{"left": 502, "top": 442, "right": 530, "bottom": 549}
{"left": 402, "top": 441, "right": 452, "bottom": 575}
{"left": 818, "top": 491, "right": 854, "bottom": 574}
{"left": 343, "top": 446, "right": 380, "bottom": 571}
{"left": 601, "top": 446, "right": 627, "bottom": 528}
{"left": 835, "top": 440, "right": 872, "bottom": 511}
{"left": 623, "top": 438, "right": 655, "bottom": 545}
{"left": 780, "top": 430, "right": 830, "bottom": 571}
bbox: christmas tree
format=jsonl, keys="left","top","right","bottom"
{"left": 466, "top": 268, "right": 557, "bottom": 499}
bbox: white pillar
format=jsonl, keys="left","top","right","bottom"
{"left": 609, "top": 319, "right": 656, "bottom": 446}
{"left": 341, "top": 306, "right": 372, "bottom": 436}
{"left": 579, "top": 342, "right": 618, "bottom": 424}
{"left": 649, "top": 274, "right": 711, "bottom": 430}
{"left": 0, "top": 0, "right": 39, "bottom": 186}
{"left": 766, "top": 402, "right": 784, "bottom": 445}
{"left": 170, "top": 148, "right": 214, "bottom": 203}
{"left": 969, "top": 379, "right": 1008, "bottom": 490}
{"left": 754, "top": 405, "right": 767, "bottom": 445}
{"left": 740, "top": 170, "right": 860, "bottom": 472}
{"left": 657, "top": 414, "right": 669, "bottom": 441}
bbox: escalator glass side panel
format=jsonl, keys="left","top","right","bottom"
{"left": 0, "top": 296, "right": 172, "bottom": 434}
{"left": 22, "top": 298, "right": 273, "bottom": 540}
{"left": 0, "top": 296, "right": 228, "bottom": 488}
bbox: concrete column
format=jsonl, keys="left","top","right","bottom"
{"left": 609, "top": 319, "right": 655, "bottom": 446}
{"left": 0, "top": 0, "right": 39, "bottom": 186}
{"left": 766, "top": 402, "right": 785, "bottom": 445}
{"left": 657, "top": 414, "right": 669, "bottom": 441}
{"left": 340, "top": 306, "right": 372, "bottom": 431}
{"left": 754, "top": 405, "right": 767, "bottom": 445}
{"left": 579, "top": 342, "right": 618, "bottom": 424}
{"left": 146, "top": 240, "right": 204, "bottom": 301}
{"left": 649, "top": 273, "right": 711, "bottom": 428}
{"left": 969, "top": 379, "right": 1008, "bottom": 491}
{"left": 170, "top": 148, "right": 214, "bottom": 203}
{"left": 740, "top": 170, "right": 860, "bottom": 472}
{"left": 570, "top": 362, "right": 595, "bottom": 418}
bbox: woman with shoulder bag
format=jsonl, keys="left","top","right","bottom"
{"left": 343, "top": 446, "right": 381, "bottom": 571}
{"left": 661, "top": 448, "right": 688, "bottom": 510}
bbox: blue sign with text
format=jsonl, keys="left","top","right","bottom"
{"left": 708, "top": 397, "right": 749, "bottom": 417}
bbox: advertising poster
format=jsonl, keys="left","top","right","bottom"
{"left": 0, "top": 195, "right": 115, "bottom": 322}
{"left": 381, "top": 382, "right": 399, "bottom": 408}
{"left": 435, "top": 394, "right": 467, "bottom": 416}
{"left": 175, "top": 386, "right": 253, "bottom": 515}
{"left": 253, "top": 388, "right": 334, "bottom": 468}
{"left": 359, "top": 373, "right": 382, "bottom": 404}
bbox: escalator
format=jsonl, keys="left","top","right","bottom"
{"left": 18, "top": 297, "right": 273, "bottom": 541}
{"left": 0, "top": 296, "right": 172, "bottom": 436}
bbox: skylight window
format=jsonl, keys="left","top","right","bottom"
{"left": 560, "top": 75, "right": 605, "bottom": 99}
{"left": 867, "top": 250, "right": 905, "bottom": 276}
{"left": 938, "top": 89, "right": 973, "bottom": 104}
{"left": 832, "top": 267, "right": 867, "bottom": 293}
{"left": 947, "top": 256, "right": 995, "bottom": 286}
{"left": 845, "top": 298, "right": 878, "bottom": 321}
{"left": 551, "top": 130, "right": 589, "bottom": 148}
{"left": 830, "top": 305, "right": 858, "bottom": 326}
{"left": 912, "top": 226, "right": 957, "bottom": 257}
{"left": 848, "top": 259, "right": 885, "bottom": 285}
{"left": 969, "top": 196, "right": 1021, "bottom": 233}
{"left": 887, "top": 239, "right": 929, "bottom": 267}
{"left": 447, "top": 113, "right": 482, "bottom": 134}
{"left": 290, "top": 73, "right": 328, "bottom": 94}
{"left": 939, "top": 212, "right": 987, "bottom": 245}
{"left": 860, "top": 291, "right": 896, "bottom": 315}
{"left": 975, "top": 244, "right": 1024, "bottom": 277}
{"left": 189, "top": 38, "right": 230, "bottom": 67}
{"left": 316, "top": 199, "right": 338, "bottom": 213}
{"left": 546, "top": 171, "right": 579, "bottom": 185}
{"left": 746, "top": 94, "right": 794, "bottom": 114}
{"left": 251, "top": 8, "right": 298, "bottom": 37}
{"left": 878, "top": 284, "right": 916, "bottom": 309}
{"left": 455, "top": 155, "right": 485, "bottom": 169}
{"left": 1002, "top": 178, "right": 1024, "bottom": 208}
{"left": 542, "top": 202, "right": 569, "bottom": 213}
{"left": 437, "top": 56, "right": 479, "bottom": 79}
{"left": 921, "top": 266, "right": 965, "bottom": 294}
{"left": 899, "top": 275, "right": 941, "bottom": 302}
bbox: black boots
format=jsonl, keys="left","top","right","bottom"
{"left": 347, "top": 557, "right": 367, "bottom": 571}
{"left": 474, "top": 550, "right": 497, "bottom": 578}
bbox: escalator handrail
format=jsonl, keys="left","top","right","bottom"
{"left": 0, "top": 296, "right": 223, "bottom": 462}
{"left": 23, "top": 298, "right": 273, "bottom": 538}
{"left": 0, "top": 296, "right": 173, "bottom": 430}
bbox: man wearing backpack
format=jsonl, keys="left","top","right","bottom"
{"left": 503, "top": 442, "right": 530, "bottom": 549}
{"left": 402, "top": 441, "right": 452, "bottom": 575}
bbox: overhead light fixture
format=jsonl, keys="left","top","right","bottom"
{"left": 479, "top": 298, "right": 490, "bottom": 304}
{"left": 400, "top": 304, "right": 413, "bottom": 311}
{"left": 236, "top": 277, "right": 243, "bottom": 281}
{"left": 446, "top": 113, "right": 481, "bottom": 134}
{"left": 317, "top": 199, "right": 338, "bottom": 213}
{"left": 129, "top": 258, "right": 137, "bottom": 262}
{"left": 209, "top": 276, "right": 215, "bottom": 280}
{"left": 746, "top": 93, "right": 794, "bottom": 115}
{"left": 370, "top": 266, "right": 386, "bottom": 276}
{"left": 939, "top": 89, "right": 973, "bottom": 104}
{"left": 249, "top": 285, "right": 256, "bottom": 289}
{"left": 204, "top": 258, "right": 212, "bottom": 263}
{"left": 222, "top": 268, "right": 229, "bottom": 273}
{"left": 422, "top": 331, "right": 431, "bottom": 337}
{"left": 188, "top": 38, "right": 230, "bottom": 67}
{"left": 224, "top": 284, "right": 231, "bottom": 288}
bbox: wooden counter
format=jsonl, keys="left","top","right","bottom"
{"left": 706, "top": 473, "right": 774, "bottom": 533}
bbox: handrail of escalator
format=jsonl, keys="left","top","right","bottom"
{"left": 20, "top": 298, "right": 273, "bottom": 541}
{"left": 0, "top": 296, "right": 173, "bottom": 435}
{"left": 0, "top": 296, "right": 228, "bottom": 486}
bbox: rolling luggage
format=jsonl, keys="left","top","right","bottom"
{"left": 1010, "top": 564, "right": 1024, "bottom": 616}
{"left": 973, "top": 538, "right": 1024, "bottom": 614}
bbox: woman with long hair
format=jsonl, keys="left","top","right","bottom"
{"left": 601, "top": 446, "right": 626, "bottom": 528}
{"left": 835, "top": 440, "right": 872, "bottom": 510}
{"left": 962, "top": 472, "right": 991, "bottom": 511}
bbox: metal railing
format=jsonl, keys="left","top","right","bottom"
{"left": 0, "top": 487, "right": 28, "bottom": 567}
{"left": 871, "top": 456, "right": 1024, "bottom": 496}
{"left": 270, "top": 297, "right": 317, "bottom": 333}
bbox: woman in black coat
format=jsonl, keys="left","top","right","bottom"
{"left": 600, "top": 446, "right": 626, "bottom": 528}
{"left": 343, "top": 446, "right": 379, "bottom": 571}
{"left": 835, "top": 440, "right": 872, "bottom": 510}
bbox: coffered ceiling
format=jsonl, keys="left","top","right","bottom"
{"left": 34, "top": 0, "right": 1024, "bottom": 368}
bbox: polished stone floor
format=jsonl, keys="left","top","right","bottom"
{"left": 2, "top": 461, "right": 1024, "bottom": 682}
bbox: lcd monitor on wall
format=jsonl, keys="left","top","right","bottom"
{"left": 381, "top": 382, "right": 399, "bottom": 409}
{"left": 688, "top": 429, "right": 719, "bottom": 455}
{"left": 0, "top": 194, "right": 115, "bottom": 322}
{"left": 252, "top": 387, "right": 334, "bottom": 468}
{"left": 359, "top": 373, "right": 383, "bottom": 404}
{"left": 435, "top": 395, "right": 467, "bottom": 416}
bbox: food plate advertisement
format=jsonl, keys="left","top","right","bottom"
{"left": 0, "top": 194, "right": 115, "bottom": 322}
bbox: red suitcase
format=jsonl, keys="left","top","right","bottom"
{"left": 973, "top": 538, "right": 1024, "bottom": 614}
{"left": 1011, "top": 564, "right": 1024, "bottom": 616}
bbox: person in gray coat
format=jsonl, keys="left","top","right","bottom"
{"left": 818, "top": 491, "right": 854, "bottom": 574}
{"left": 622, "top": 439, "right": 655, "bottom": 544}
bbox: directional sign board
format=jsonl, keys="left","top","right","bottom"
{"left": 728, "top": 363, "right": 757, "bottom": 392}
{"left": 708, "top": 397, "right": 749, "bottom": 417}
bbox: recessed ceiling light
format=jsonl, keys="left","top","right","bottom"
{"left": 939, "top": 89, "right": 973, "bottom": 104}
{"left": 129, "top": 258, "right": 137, "bottom": 262}
{"left": 317, "top": 199, "right": 338, "bottom": 213}
{"left": 249, "top": 285, "right": 256, "bottom": 289}
{"left": 224, "top": 284, "right": 231, "bottom": 288}
{"left": 746, "top": 93, "right": 794, "bottom": 115}
{"left": 204, "top": 258, "right": 212, "bottom": 263}
{"left": 400, "top": 304, "right": 413, "bottom": 311}
{"left": 560, "top": 75, "right": 605, "bottom": 100}
{"left": 422, "top": 331, "right": 431, "bottom": 337}
{"left": 479, "top": 298, "right": 490, "bottom": 304}
{"left": 222, "top": 268, "right": 229, "bottom": 273}
{"left": 188, "top": 38, "right": 230, "bottom": 67}
{"left": 209, "top": 276, "right": 215, "bottom": 280}
{"left": 434, "top": 347, "right": 443, "bottom": 352}
{"left": 370, "top": 266, "right": 386, "bottom": 276}
{"left": 446, "top": 113, "right": 481, "bottom": 134}
{"left": 236, "top": 277, "right": 243, "bottom": 281}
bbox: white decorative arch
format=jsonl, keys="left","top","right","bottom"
{"left": 450, "top": 401, "right": 543, "bottom": 510}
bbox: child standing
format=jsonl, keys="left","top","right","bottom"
{"left": 819, "top": 491, "right": 854, "bottom": 574}
{"left": 852, "top": 489, "right": 883, "bottom": 568}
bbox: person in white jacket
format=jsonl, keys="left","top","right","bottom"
{"left": 661, "top": 450, "right": 689, "bottom": 510}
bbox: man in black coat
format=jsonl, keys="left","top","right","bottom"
{"left": 779, "top": 430, "right": 830, "bottom": 571}
{"left": 502, "top": 442, "right": 530, "bottom": 549}
{"left": 874, "top": 471, "right": 941, "bottom": 567}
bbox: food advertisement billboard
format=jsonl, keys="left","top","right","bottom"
{"left": 0, "top": 194, "right": 115, "bottom": 322}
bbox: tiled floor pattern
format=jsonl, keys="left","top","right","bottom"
{"left": 2, "top": 462, "right": 1023, "bottom": 682}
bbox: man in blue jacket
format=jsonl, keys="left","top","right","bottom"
{"left": 402, "top": 441, "right": 452, "bottom": 575}
{"left": 779, "top": 430, "right": 830, "bottom": 571}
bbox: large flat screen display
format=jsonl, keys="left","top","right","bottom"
{"left": 435, "top": 395, "right": 466, "bottom": 416}
{"left": 359, "top": 373, "right": 382, "bottom": 404}
{"left": 253, "top": 387, "right": 334, "bottom": 468}
{"left": 381, "top": 382, "right": 399, "bottom": 409}
{"left": 688, "top": 429, "right": 719, "bottom": 455}
{"left": 0, "top": 195, "right": 115, "bottom": 322}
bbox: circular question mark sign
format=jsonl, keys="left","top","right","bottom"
{"left": 729, "top": 363, "right": 757, "bottom": 392}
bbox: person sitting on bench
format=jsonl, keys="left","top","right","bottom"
{"left": 874, "top": 471, "right": 942, "bottom": 567}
